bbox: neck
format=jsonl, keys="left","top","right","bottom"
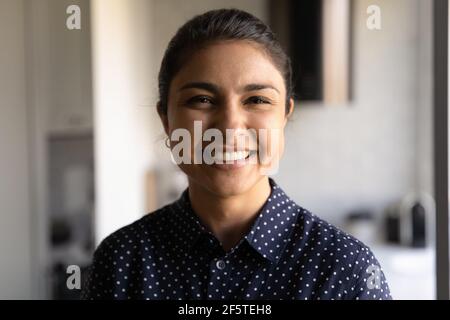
{"left": 187, "top": 177, "right": 271, "bottom": 252}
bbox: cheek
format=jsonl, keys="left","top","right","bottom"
{"left": 252, "top": 114, "right": 287, "bottom": 155}
{"left": 251, "top": 111, "right": 287, "bottom": 131}
{"left": 277, "top": 132, "right": 286, "bottom": 156}
{"left": 167, "top": 106, "right": 209, "bottom": 133}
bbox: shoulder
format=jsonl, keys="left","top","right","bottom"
{"left": 94, "top": 203, "right": 174, "bottom": 258}
{"left": 81, "top": 204, "right": 175, "bottom": 299}
{"left": 292, "top": 204, "right": 392, "bottom": 299}
{"left": 295, "top": 205, "right": 368, "bottom": 254}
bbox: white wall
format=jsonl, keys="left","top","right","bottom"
{"left": 0, "top": 0, "right": 33, "bottom": 299}
{"left": 277, "top": 0, "right": 432, "bottom": 226}
{"left": 91, "top": 0, "right": 158, "bottom": 243}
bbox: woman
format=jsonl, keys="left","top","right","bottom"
{"left": 82, "top": 9, "right": 391, "bottom": 300}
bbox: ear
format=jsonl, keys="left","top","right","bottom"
{"left": 157, "top": 102, "right": 170, "bottom": 136}
{"left": 284, "top": 98, "right": 295, "bottom": 123}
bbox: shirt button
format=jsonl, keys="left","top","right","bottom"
{"left": 216, "top": 260, "right": 226, "bottom": 270}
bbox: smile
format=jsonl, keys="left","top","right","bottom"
{"left": 213, "top": 150, "right": 251, "bottom": 162}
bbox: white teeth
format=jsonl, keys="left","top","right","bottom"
{"left": 214, "top": 151, "right": 249, "bottom": 162}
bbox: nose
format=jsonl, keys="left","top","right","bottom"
{"left": 211, "top": 98, "right": 248, "bottom": 135}
{"left": 208, "top": 98, "right": 252, "bottom": 149}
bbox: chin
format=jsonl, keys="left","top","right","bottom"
{"left": 185, "top": 165, "right": 262, "bottom": 197}
{"left": 208, "top": 179, "right": 250, "bottom": 197}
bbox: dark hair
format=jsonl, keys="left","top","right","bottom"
{"left": 157, "top": 8, "right": 293, "bottom": 115}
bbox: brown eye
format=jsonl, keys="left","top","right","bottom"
{"left": 185, "top": 95, "right": 215, "bottom": 108}
{"left": 197, "top": 96, "right": 213, "bottom": 104}
{"left": 246, "top": 96, "right": 270, "bottom": 105}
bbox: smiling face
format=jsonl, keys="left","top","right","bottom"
{"left": 159, "top": 40, "right": 293, "bottom": 197}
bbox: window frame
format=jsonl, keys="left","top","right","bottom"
{"left": 434, "top": 0, "right": 450, "bottom": 301}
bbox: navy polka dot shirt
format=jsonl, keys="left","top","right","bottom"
{"left": 82, "top": 179, "right": 392, "bottom": 300}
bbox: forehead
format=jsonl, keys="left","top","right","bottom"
{"left": 171, "top": 40, "right": 286, "bottom": 93}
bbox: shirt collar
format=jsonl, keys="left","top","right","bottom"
{"left": 172, "top": 178, "right": 300, "bottom": 264}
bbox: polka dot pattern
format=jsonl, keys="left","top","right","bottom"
{"left": 82, "top": 179, "right": 392, "bottom": 300}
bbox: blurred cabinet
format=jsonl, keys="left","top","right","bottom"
{"left": 47, "top": 0, "right": 93, "bottom": 134}
{"left": 270, "top": 0, "right": 351, "bottom": 104}
{"left": 48, "top": 133, "right": 94, "bottom": 299}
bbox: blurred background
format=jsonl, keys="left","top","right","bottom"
{"left": 0, "top": 0, "right": 445, "bottom": 299}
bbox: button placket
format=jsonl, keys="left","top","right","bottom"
{"left": 207, "top": 258, "right": 229, "bottom": 299}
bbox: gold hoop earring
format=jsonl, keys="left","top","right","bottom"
{"left": 165, "top": 137, "right": 171, "bottom": 148}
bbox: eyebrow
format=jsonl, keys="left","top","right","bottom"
{"left": 178, "top": 82, "right": 280, "bottom": 94}
{"left": 243, "top": 83, "right": 280, "bottom": 94}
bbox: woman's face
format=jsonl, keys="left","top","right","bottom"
{"left": 159, "top": 40, "right": 293, "bottom": 197}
